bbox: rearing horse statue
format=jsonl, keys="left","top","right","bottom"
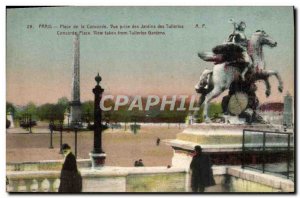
{"left": 195, "top": 30, "right": 283, "bottom": 122}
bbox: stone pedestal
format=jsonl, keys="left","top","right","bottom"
{"left": 70, "top": 101, "right": 81, "bottom": 124}
{"left": 89, "top": 153, "right": 106, "bottom": 169}
{"left": 223, "top": 115, "right": 246, "bottom": 124}
{"left": 165, "top": 123, "right": 292, "bottom": 168}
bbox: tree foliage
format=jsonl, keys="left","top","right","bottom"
{"left": 81, "top": 100, "right": 94, "bottom": 122}
{"left": 6, "top": 102, "right": 16, "bottom": 115}
{"left": 8, "top": 97, "right": 223, "bottom": 123}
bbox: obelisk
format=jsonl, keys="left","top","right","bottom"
{"left": 70, "top": 33, "right": 81, "bottom": 124}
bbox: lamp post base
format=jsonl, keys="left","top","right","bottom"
{"left": 89, "top": 153, "right": 106, "bottom": 168}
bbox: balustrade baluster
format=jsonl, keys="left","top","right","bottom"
{"left": 30, "top": 179, "right": 39, "bottom": 192}
{"left": 24, "top": 179, "right": 31, "bottom": 192}
{"left": 41, "top": 178, "right": 50, "bottom": 192}
{"left": 17, "top": 179, "right": 26, "bottom": 192}
{"left": 6, "top": 173, "right": 61, "bottom": 192}
{"left": 48, "top": 178, "right": 56, "bottom": 192}
{"left": 7, "top": 179, "right": 16, "bottom": 192}
{"left": 37, "top": 178, "right": 43, "bottom": 192}
{"left": 53, "top": 179, "right": 60, "bottom": 192}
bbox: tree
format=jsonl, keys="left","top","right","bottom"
{"left": 22, "top": 102, "right": 38, "bottom": 120}
{"left": 6, "top": 102, "right": 16, "bottom": 115}
{"left": 57, "top": 97, "right": 69, "bottom": 108}
{"left": 81, "top": 100, "right": 94, "bottom": 122}
{"left": 37, "top": 103, "right": 55, "bottom": 121}
{"left": 25, "top": 102, "right": 37, "bottom": 114}
{"left": 12, "top": 102, "right": 38, "bottom": 123}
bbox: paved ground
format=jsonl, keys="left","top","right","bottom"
{"left": 6, "top": 126, "right": 181, "bottom": 167}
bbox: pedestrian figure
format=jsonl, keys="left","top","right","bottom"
{"left": 58, "top": 143, "right": 82, "bottom": 193}
{"left": 189, "top": 145, "right": 215, "bottom": 192}
{"left": 137, "top": 159, "right": 144, "bottom": 167}
{"left": 134, "top": 160, "right": 139, "bottom": 167}
{"left": 156, "top": 137, "right": 160, "bottom": 146}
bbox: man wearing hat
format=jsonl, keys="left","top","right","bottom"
{"left": 189, "top": 145, "right": 215, "bottom": 192}
{"left": 58, "top": 143, "right": 82, "bottom": 193}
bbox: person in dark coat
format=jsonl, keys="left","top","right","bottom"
{"left": 134, "top": 160, "right": 139, "bottom": 167}
{"left": 58, "top": 144, "right": 82, "bottom": 193}
{"left": 137, "top": 159, "right": 144, "bottom": 167}
{"left": 156, "top": 137, "right": 160, "bottom": 146}
{"left": 189, "top": 145, "right": 215, "bottom": 192}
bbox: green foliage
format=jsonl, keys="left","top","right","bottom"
{"left": 81, "top": 100, "right": 94, "bottom": 122}
{"left": 37, "top": 103, "right": 53, "bottom": 120}
{"left": 57, "top": 97, "right": 69, "bottom": 107}
{"left": 194, "top": 102, "right": 222, "bottom": 123}
{"left": 7, "top": 97, "right": 222, "bottom": 123}
{"left": 14, "top": 102, "right": 38, "bottom": 120}
{"left": 37, "top": 103, "right": 64, "bottom": 121}
{"left": 193, "top": 106, "right": 204, "bottom": 123}
{"left": 6, "top": 102, "right": 16, "bottom": 115}
{"left": 22, "top": 97, "right": 70, "bottom": 121}
{"left": 208, "top": 103, "right": 223, "bottom": 118}
{"left": 25, "top": 102, "right": 37, "bottom": 115}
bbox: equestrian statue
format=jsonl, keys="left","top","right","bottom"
{"left": 194, "top": 19, "right": 283, "bottom": 123}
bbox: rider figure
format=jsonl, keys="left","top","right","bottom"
{"left": 227, "top": 20, "right": 252, "bottom": 80}
{"left": 227, "top": 21, "right": 248, "bottom": 48}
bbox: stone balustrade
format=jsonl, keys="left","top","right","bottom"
{"left": 7, "top": 159, "right": 91, "bottom": 172}
{"left": 7, "top": 171, "right": 60, "bottom": 192}
{"left": 6, "top": 165, "right": 294, "bottom": 193}
{"left": 7, "top": 166, "right": 189, "bottom": 192}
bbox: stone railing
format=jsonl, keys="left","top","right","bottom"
{"left": 7, "top": 171, "right": 60, "bottom": 192}
{"left": 6, "top": 167, "right": 189, "bottom": 192}
{"left": 6, "top": 159, "right": 90, "bottom": 192}
{"left": 7, "top": 159, "right": 91, "bottom": 171}
{"left": 227, "top": 167, "right": 294, "bottom": 192}
{"left": 6, "top": 165, "right": 294, "bottom": 193}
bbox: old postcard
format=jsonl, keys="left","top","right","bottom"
{"left": 6, "top": 6, "right": 295, "bottom": 193}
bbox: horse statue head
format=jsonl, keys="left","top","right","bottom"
{"left": 248, "top": 30, "right": 277, "bottom": 70}
{"left": 254, "top": 30, "right": 277, "bottom": 46}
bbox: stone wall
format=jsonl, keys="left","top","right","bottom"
{"left": 227, "top": 167, "right": 294, "bottom": 192}
{"left": 126, "top": 173, "right": 186, "bottom": 192}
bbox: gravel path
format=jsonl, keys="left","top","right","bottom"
{"left": 7, "top": 126, "right": 181, "bottom": 167}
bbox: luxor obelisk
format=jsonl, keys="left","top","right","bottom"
{"left": 70, "top": 34, "right": 81, "bottom": 124}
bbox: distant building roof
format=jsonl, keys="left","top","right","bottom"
{"left": 259, "top": 102, "right": 284, "bottom": 112}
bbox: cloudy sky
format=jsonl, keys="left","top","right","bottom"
{"left": 6, "top": 6, "right": 294, "bottom": 105}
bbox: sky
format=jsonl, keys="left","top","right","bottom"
{"left": 6, "top": 6, "right": 294, "bottom": 106}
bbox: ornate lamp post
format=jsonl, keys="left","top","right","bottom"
{"left": 89, "top": 73, "right": 106, "bottom": 168}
